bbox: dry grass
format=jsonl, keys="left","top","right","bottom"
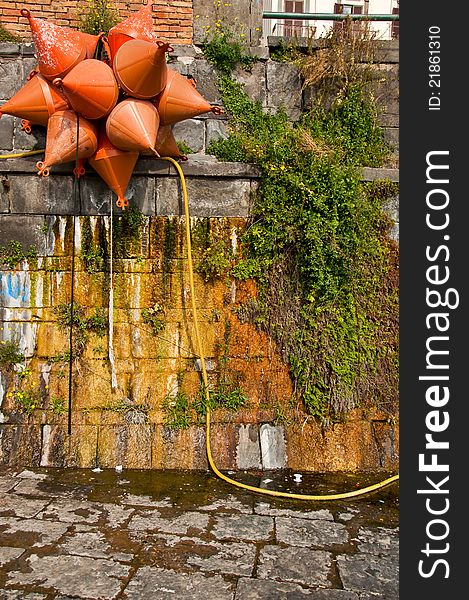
{"left": 298, "top": 18, "right": 380, "bottom": 96}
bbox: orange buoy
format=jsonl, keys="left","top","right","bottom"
{"left": 0, "top": 73, "right": 68, "bottom": 129}
{"left": 108, "top": 1, "right": 156, "bottom": 61}
{"left": 53, "top": 59, "right": 119, "bottom": 120}
{"left": 89, "top": 128, "right": 138, "bottom": 208}
{"left": 20, "top": 8, "right": 96, "bottom": 80}
{"left": 155, "top": 69, "right": 223, "bottom": 126}
{"left": 153, "top": 125, "right": 187, "bottom": 160}
{"left": 106, "top": 98, "right": 159, "bottom": 154}
{"left": 113, "top": 39, "right": 172, "bottom": 99}
{"left": 36, "top": 110, "right": 98, "bottom": 176}
{"left": 78, "top": 31, "right": 101, "bottom": 59}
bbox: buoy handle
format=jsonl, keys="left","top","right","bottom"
{"left": 116, "top": 197, "right": 129, "bottom": 209}
{"left": 36, "top": 161, "right": 50, "bottom": 177}
{"left": 211, "top": 106, "right": 224, "bottom": 115}
{"left": 20, "top": 8, "right": 30, "bottom": 18}
{"left": 52, "top": 78, "right": 63, "bottom": 87}
{"left": 21, "top": 119, "right": 32, "bottom": 134}
{"left": 73, "top": 165, "right": 86, "bottom": 178}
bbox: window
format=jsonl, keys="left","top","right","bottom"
{"left": 391, "top": 6, "right": 399, "bottom": 39}
{"left": 334, "top": 2, "right": 363, "bottom": 34}
{"left": 283, "top": 0, "right": 304, "bottom": 37}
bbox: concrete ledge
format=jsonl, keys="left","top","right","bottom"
{"left": 267, "top": 36, "right": 399, "bottom": 63}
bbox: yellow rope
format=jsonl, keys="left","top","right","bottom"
{"left": 161, "top": 155, "right": 399, "bottom": 500}
{"left": 0, "top": 149, "right": 44, "bottom": 159}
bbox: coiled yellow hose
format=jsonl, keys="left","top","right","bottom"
{"left": 162, "top": 155, "right": 399, "bottom": 501}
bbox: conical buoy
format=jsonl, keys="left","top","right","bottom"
{"left": 89, "top": 128, "right": 138, "bottom": 208}
{"left": 108, "top": 1, "right": 155, "bottom": 61}
{"left": 113, "top": 39, "right": 172, "bottom": 99}
{"left": 154, "top": 125, "right": 187, "bottom": 160}
{"left": 155, "top": 69, "right": 223, "bottom": 125}
{"left": 20, "top": 8, "right": 96, "bottom": 80}
{"left": 106, "top": 99, "right": 159, "bottom": 154}
{"left": 78, "top": 30, "right": 101, "bottom": 59}
{"left": 0, "top": 73, "right": 68, "bottom": 128}
{"left": 53, "top": 59, "right": 119, "bottom": 120}
{"left": 36, "top": 110, "right": 98, "bottom": 176}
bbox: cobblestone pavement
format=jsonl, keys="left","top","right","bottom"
{"left": 0, "top": 468, "right": 399, "bottom": 599}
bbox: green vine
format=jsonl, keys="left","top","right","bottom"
{"left": 204, "top": 39, "right": 398, "bottom": 420}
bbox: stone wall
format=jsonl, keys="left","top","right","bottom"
{"left": 0, "top": 43, "right": 399, "bottom": 472}
{"left": 1, "top": 1, "right": 193, "bottom": 45}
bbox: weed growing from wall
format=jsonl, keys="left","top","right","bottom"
{"left": 0, "top": 240, "right": 38, "bottom": 270}
{"left": 204, "top": 34, "right": 398, "bottom": 420}
{"left": 78, "top": 0, "right": 119, "bottom": 35}
{"left": 55, "top": 302, "right": 107, "bottom": 357}
{"left": 0, "top": 340, "right": 24, "bottom": 370}
{"left": 0, "top": 23, "right": 20, "bottom": 42}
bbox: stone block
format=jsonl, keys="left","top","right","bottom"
{"left": 206, "top": 119, "right": 228, "bottom": 147}
{"left": 0, "top": 113, "right": 13, "bottom": 152}
{"left": 0, "top": 215, "right": 50, "bottom": 255}
{"left": 187, "top": 58, "right": 221, "bottom": 104}
{"left": 193, "top": 0, "right": 262, "bottom": 45}
{"left": 173, "top": 118, "right": 205, "bottom": 153}
{"left": 0, "top": 424, "right": 42, "bottom": 467}
{"left": 8, "top": 174, "right": 75, "bottom": 214}
{"left": 124, "top": 176, "right": 156, "bottom": 215}
{"left": 233, "top": 62, "right": 267, "bottom": 105}
{"left": 266, "top": 61, "right": 302, "bottom": 121}
{"left": 13, "top": 120, "right": 46, "bottom": 151}
{"left": 236, "top": 423, "right": 261, "bottom": 469}
{"left": 79, "top": 175, "right": 113, "bottom": 215}
{"left": 157, "top": 176, "right": 252, "bottom": 217}
{"left": 97, "top": 424, "right": 153, "bottom": 469}
{"left": 257, "top": 545, "right": 333, "bottom": 588}
{"left": 259, "top": 423, "right": 287, "bottom": 469}
{"left": 0, "top": 58, "right": 23, "bottom": 100}
{"left": 152, "top": 425, "right": 207, "bottom": 469}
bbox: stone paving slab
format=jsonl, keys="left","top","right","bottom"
{"left": 211, "top": 513, "right": 274, "bottom": 542}
{"left": 276, "top": 517, "right": 349, "bottom": 548}
{"left": 337, "top": 553, "right": 398, "bottom": 598}
{"left": 0, "top": 495, "right": 48, "bottom": 519}
{"left": 122, "top": 567, "right": 234, "bottom": 599}
{"left": 6, "top": 554, "right": 130, "bottom": 599}
{"left": 257, "top": 545, "right": 333, "bottom": 588}
{"left": 186, "top": 540, "right": 257, "bottom": 576}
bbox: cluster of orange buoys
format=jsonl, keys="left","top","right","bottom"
{"left": 0, "top": 2, "right": 222, "bottom": 207}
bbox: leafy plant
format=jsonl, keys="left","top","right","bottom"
{"left": 0, "top": 240, "right": 38, "bottom": 270}
{"left": 112, "top": 206, "right": 146, "bottom": 258}
{"left": 176, "top": 141, "right": 195, "bottom": 155}
{"left": 0, "top": 23, "right": 20, "bottom": 43}
{"left": 204, "top": 33, "right": 398, "bottom": 420}
{"left": 141, "top": 304, "right": 165, "bottom": 336}
{"left": 202, "top": 23, "right": 256, "bottom": 74}
{"left": 80, "top": 217, "right": 105, "bottom": 274}
{"left": 54, "top": 303, "right": 107, "bottom": 357}
{"left": 162, "top": 391, "right": 192, "bottom": 430}
{"left": 193, "top": 384, "right": 247, "bottom": 418}
{"left": 50, "top": 396, "right": 66, "bottom": 416}
{"left": 0, "top": 340, "right": 24, "bottom": 369}
{"left": 196, "top": 238, "right": 232, "bottom": 282}
{"left": 78, "top": 0, "right": 119, "bottom": 35}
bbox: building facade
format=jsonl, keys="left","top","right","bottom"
{"left": 263, "top": 0, "right": 399, "bottom": 40}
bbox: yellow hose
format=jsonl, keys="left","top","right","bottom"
{"left": 0, "top": 149, "right": 44, "bottom": 159}
{"left": 162, "top": 155, "right": 399, "bottom": 501}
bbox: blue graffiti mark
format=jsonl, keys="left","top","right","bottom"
{"left": 0, "top": 272, "right": 30, "bottom": 305}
